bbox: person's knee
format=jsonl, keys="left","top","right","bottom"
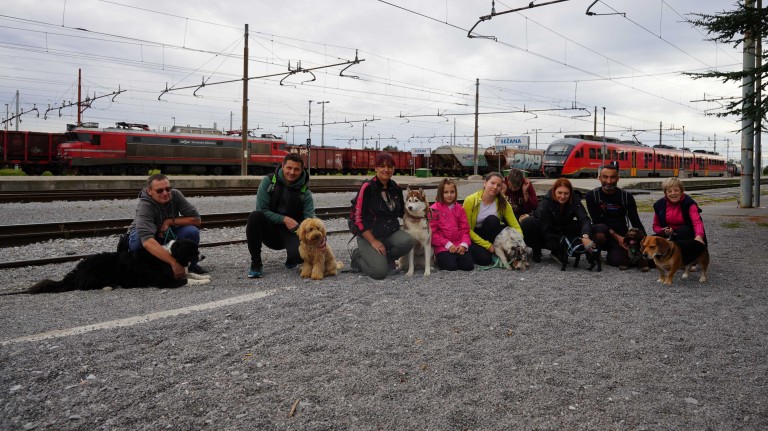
{"left": 368, "top": 267, "right": 388, "bottom": 280}
{"left": 593, "top": 232, "right": 608, "bottom": 246}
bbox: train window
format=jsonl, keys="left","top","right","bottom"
{"left": 91, "top": 135, "right": 100, "bottom": 145}
{"left": 589, "top": 148, "right": 597, "bottom": 159}
{"left": 132, "top": 137, "right": 141, "bottom": 142}
{"left": 216, "top": 141, "right": 223, "bottom": 146}
{"left": 171, "top": 139, "right": 179, "bottom": 143}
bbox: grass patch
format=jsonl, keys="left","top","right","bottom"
{"left": 721, "top": 220, "right": 742, "bottom": 229}
{"left": 0, "top": 168, "right": 27, "bottom": 176}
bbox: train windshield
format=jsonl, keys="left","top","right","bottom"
{"left": 545, "top": 144, "right": 573, "bottom": 156}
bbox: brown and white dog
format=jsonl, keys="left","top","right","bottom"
{"left": 297, "top": 218, "right": 343, "bottom": 280}
{"left": 641, "top": 236, "right": 709, "bottom": 285}
{"left": 620, "top": 227, "right": 649, "bottom": 272}
{"left": 398, "top": 187, "right": 432, "bottom": 277}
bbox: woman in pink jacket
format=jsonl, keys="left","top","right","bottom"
{"left": 429, "top": 179, "right": 474, "bottom": 271}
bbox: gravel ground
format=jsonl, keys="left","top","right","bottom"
{"left": 1, "top": 182, "right": 767, "bottom": 430}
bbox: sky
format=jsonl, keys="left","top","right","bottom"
{"left": 0, "top": 0, "right": 754, "bottom": 162}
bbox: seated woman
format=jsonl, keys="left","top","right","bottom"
{"left": 652, "top": 177, "right": 706, "bottom": 244}
{"left": 463, "top": 172, "right": 522, "bottom": 266}
{"left": 349, "top": 152, "right": 414, "bottom": 280}
{"left": 503, "top": 168, "right": 538, "bottom": 221}
{"left": 430, "top": 178, "right": 474, "bottom": 271}
{"left": 520, "top": 178, "right": 593, "bottom": 263}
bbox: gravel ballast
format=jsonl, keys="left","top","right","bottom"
{"left": 1, "top": 183, "right": 767, "bottom": 430}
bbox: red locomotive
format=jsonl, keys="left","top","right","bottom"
{"left": 57, "top": 122, "right": 288, "bottom": 175}
{"left": 288, "top": 145, "right": 425, "bottom": 175}
{"left": 543, "top": 135, "right": 726, "bottom": 178}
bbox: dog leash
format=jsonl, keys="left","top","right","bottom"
{"left": 476, "top": 255, "right": 509, "bottom": 271}
{"left": 163, "top": 227, "right": 177, "bottom": 245}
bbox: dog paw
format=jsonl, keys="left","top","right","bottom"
{"left": 699, "top": 276, "right": 707, "bottom": 283}
{"left": 681, "top": 273, "right": 689, "bottom": 279}
{"left": 641, "top": 267, "right": 649, "bottom": 272}
{"left": 405, "top": 270, "right": 414, "bottom": 277}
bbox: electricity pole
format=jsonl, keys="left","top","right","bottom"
{"left": 473, "top": 78, "right": 479, "bottom": 177}
{"left": 241, "top": 24, "right": 249, "bottom": 176}
{"left": 317, "top": 101, "right": 329, "bottom": 148}
{"left": 307, "top": 100, "right": 312, "bottom": 175}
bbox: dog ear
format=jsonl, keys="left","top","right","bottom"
{"left": 297, "top": 220, "right": 307, "bottom": 241}
{"left": 655, "top": 237, "right": 670, "bottom": 254}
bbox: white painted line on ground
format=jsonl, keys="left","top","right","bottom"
{"left": 1, "top": 287, "right": 295, "bottom": 346}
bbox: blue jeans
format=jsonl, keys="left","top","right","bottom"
{"left": 128, "top": 225, "right": 201, "bottom": 252}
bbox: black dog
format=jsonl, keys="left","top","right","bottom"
{"left": 620, "top": 227, "right": 649, "bottom": 272}
{"left": 23, "top": 239, "right": 207, "bottom": 294}
{"left": 558, "top": 236, "right": 602, "bottom": 272}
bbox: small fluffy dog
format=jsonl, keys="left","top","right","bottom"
{"left": 558, "top": 236, "right": 602, "bottom": 271}
{"left": 493, "top": 226, "right": 529, "bottom": 270}
{"left": 22, "top": 239, "right": 209, "bottom": 294}
{"left": 397, "top": 188, "right": 432, "bottom": 277}
{"left": 641, "top": 236, "right": 709, "bottom": 285}
{"left": 297, "top": 218, "right": 343, "bottom": 280}
{"left": 620, "top": 227, "right": 649, "bottom": 272}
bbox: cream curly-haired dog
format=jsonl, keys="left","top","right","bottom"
{"left": 297, "top": 218, "right": 343, "bottom": 280}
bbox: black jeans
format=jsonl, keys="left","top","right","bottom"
{"left": 245, "top": 211, "right": 302, "bottom": 267}
{"left": 469, "top": 215, "right": 505, "bottom": 266}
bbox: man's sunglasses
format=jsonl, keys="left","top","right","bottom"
{"left": 154, "top": 187, "right": 173, "bottom": 194}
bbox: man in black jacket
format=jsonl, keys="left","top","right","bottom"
{"left": 246, "top": 153, "right": 315, "bottom": 278}
{"left": 585, "top": 162, "right": 647, "bottom": 267}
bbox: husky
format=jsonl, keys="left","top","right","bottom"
{"left": 397, "top": 187, "right": 433, "bottom": 277}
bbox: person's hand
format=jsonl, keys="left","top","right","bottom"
{"left": 522, "top": 178, "right": 531, "bottom": 194}
{"left": 370, "top": 239, "right": 386, "bottom": 255}
{"left": 614, "top": 233, "right": 628, "bottom": 250}
{"left": 284, "top": 216, "right": 298, "bottom": 231}
{"left": 159, "top": 218, "right": 174, "bottom": 235}
{"left": 663, "top": 226, "right": 673, "bottom": 237}
{"left": 694, "top": 235, "right": 705, "bottom": 244}
{"left": 582, "top": 237, "right": 594, "bottom": 250}
{"left": 448, "top": 245, "right": 459, "bottom": 253}
{"left": 457, "top": 246, "right": 467, "bottom": 255}
{"left": 488, "top": 245, "right": 495, "bottom": 254}
{"left": 171, "top": 262, "right": 185, "bottom": 279}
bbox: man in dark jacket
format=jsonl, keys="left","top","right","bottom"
{"left": 585, "top": 162, "right": 647, "bottom": 267}
{"left": 246, "top": 153, "right": 315, "bottom": 278}
{"left": 128, "top": 173, "right": 206, "bottom": 277}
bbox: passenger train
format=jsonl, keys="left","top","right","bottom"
{"left": 543, "top": 135, "right": 727, "bottom": 178}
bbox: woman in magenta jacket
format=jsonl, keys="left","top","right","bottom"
{"left": 429, "top": 179, "right": 474, "bottom": 271}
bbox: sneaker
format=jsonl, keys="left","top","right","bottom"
{"left": 285, "top": 261, "right": 299, "bottom": 270}
{"left": 188, "top": 263, "right": 208, "bottom": 275}
{"left": 247, "top": 265, "right": 263, "bottom": 278}
{"left": 549, "top": 253, "right": 562, "bottom": 265}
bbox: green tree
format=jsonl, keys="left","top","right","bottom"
{"left": 382, "top": 145, "right": 399, "bottom": 152}
{"left": 685, "top": 2, "right": 768, "bottom": 129}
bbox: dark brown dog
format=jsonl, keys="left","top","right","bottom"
{"left": 620, "top": 227, "right": 649, "bottom": 272}
{"left": 641, "top": 236, "right": 709, "bottom": 285}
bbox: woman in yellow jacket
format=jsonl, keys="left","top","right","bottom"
{"left": 463, "top": 172, "right": 523, "bottom": 266}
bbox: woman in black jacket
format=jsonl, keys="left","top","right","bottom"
{"left": 349, "top": 152, "right": 413, "bottom": 279}
{"left": 519, "top": 178, "right": 594, "bottom": 263}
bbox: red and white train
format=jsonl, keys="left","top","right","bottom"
{"left": 543, "top": 135, "right": 727, "bottom": 178}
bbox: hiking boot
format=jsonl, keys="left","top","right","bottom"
{"left": 247, "top": 264, "right": 263, "bottom": 279}
{"left": 532, "top": 248, "right": 542, "bottom": 263}
{"left": 188, "top": 263, "right": 208, "bottom": 275}
{"left": 350, "top": 248, "right": 362, "bottom": 273}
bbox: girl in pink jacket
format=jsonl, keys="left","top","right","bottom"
{"left": 430, "top": 179, "right": 474, "bottom": 271}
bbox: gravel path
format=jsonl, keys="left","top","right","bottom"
{"left": 1, "top": 183, "right": 766, "bottom": 430}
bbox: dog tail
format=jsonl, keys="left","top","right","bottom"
{"left": 28, "top": 279, "right": 69, "bottom": 294}
{"left": 336, "top": 262, "right": 344, "bottom": 270}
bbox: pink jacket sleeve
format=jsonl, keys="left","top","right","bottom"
{"left": 430, "top": 203, "right": 450, "bottom": 250}
{"left": 688, "top": 204, "right": 706, "bottom": 238}
{"left": 456, "top": 204, "right": 472, "bottom": 247}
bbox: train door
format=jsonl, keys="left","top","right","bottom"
{"left": 630, "top": 151, "right": 637, "bottom": 177}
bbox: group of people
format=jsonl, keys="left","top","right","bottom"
{"left": 126, "top": 152, "right": 707, "bottom": 282}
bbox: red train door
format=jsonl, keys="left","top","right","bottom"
{"left": 630, "top": 150, "right": 637, "bottom": 177}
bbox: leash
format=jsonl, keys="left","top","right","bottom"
{"left": 162, "top": 227, "right": 177, "bottom": 245}
{"left": 476, "top": 255, "right": 509, "bottom": 271}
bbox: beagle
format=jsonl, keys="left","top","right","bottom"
{"left": 641, "top": 236, "right": 709, "bottom": 285}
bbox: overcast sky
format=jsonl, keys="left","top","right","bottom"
{"left": 0, "top": 0, "right": 752, "bottom": 161}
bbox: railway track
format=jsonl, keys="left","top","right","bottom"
{"left": 0, "top": 183, "right": 436, "bottom": 203}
